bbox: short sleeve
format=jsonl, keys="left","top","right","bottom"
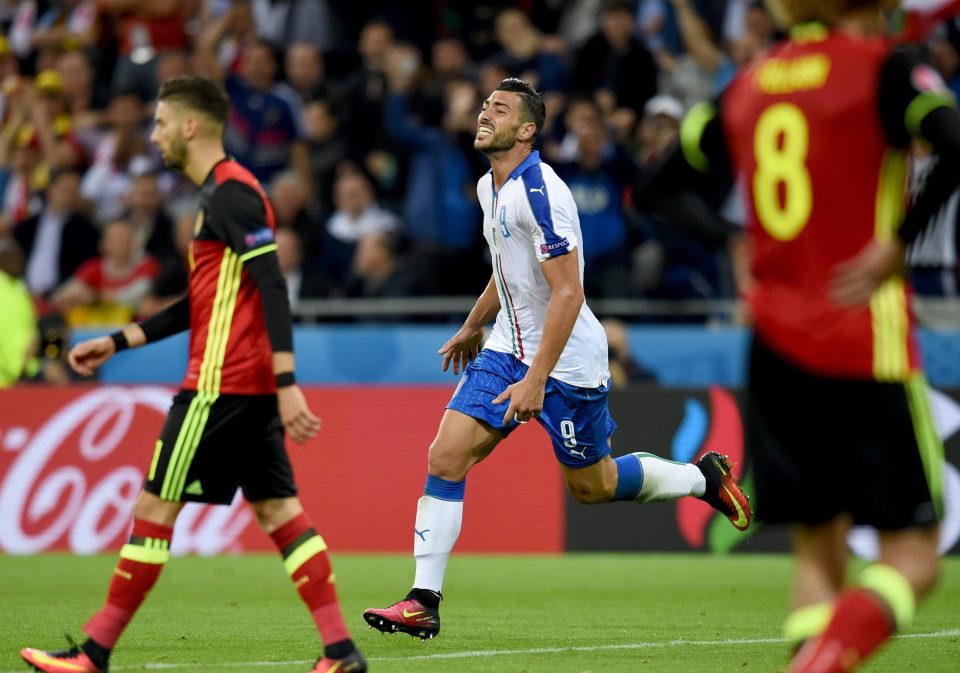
{"left": 207, "top": 180, "right": 277, "bottom": 261}
{"left": 878, "top": 48, "right": 957, "bottom": 148}
{"left": 520, "top": 167, "right": 576, "bottom": 263}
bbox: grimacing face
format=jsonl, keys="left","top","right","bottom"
{"left": 150, "top": 100, "right": 189, "bottom": 171}
{"left": 474, "top": 90, "right": 530, "bottom": 155}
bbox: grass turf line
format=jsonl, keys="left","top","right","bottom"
{"left": 1, "top": 554, "right": 957, "bottom": 673}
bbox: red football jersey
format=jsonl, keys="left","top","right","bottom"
{"left": 182, "top": 160, "right": 278, "bottom": 395}
{"left": 722, "top": 28, "right": 919, "bottom": 381}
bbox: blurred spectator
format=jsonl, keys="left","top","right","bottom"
{"left": 636, "top": 94, "right": 684, "bottom": 163}
{"left": 275, "top": 225, "right": 326, "bottom": 309}
{"left": 56, "top": 50, "right": 107, "bottom": 136}
{"left": 571, "top": 0, "right": 658, "bottom": 124}
{"left": 340, "top": 20, "right": 397, "bottom": 179}
{"left": 124, "top": 170, "right": 176, "bottom": 264}
{"left": 492, "top": 8, "right": 569, "bottom": 138}
{"left": 0, "top": 237, "right": 37, "bottom": 387}
{"left": 928, "top": 20, "right": 960, "bottom": 100}
{"left": 908, "top": 144, "right": 959, "bottom": 296}
{"left": 324, "top": 170, "right": 401, "bottom": 294}
{"left": 603, "top": 317, "right": 656, "bottom": 387}
{"left": 79, "top": 90, "right": 151, "bottom": 225}
{"left": 656, "top": 0, "right": 735, "bottom": 110}
{"left": 0, "top": 111, "right": 45, "bottom": 229}
{"left": 303, "top": 97, "right": 348, "bottom": 212}
{"left": 140, "top": 209, "right": 191, "bottom": 316}
{"left": 347, "top": 230, "right": 420, "bottom": 298}
{"left": 9, "top": 0, "right": 95, "bottom": 59}
{"left": 327, "top": 170, "right": 401, "bottom": 244}
{"left": 285, "top": 41, "right": 332, "bottom": 104}
{"left": 432, "top": 37, "right": 475, "bottom": 82}
{"left": 98, "top": 0, "right": 188, "bottom": 101}
{"left": 14, "top": 168, "right": 98, "bottom": 300}
{"left": 383, "top": 45, "right": 479, "bottom": 252}
{"left": 268, "top": 168, "right": 320, "bottom": 257}
{"left": 545, "top": 96, "right": 604, "bottom": 163}
{"left": 556, "top": 114, "right": 635, "bottom": 297}
{"left": 0, "top": 36, "right": 20, "bottom": 111}
{"left": 493, "top": 8, "right": 570, "bottom": 94}
{"left": 196, "top": 19, "right": 308, "bottom": 185}
{"left": 633, "top": 96, "right": 736, "bottom": 301}
{"left": 52, "top": 217, "right": 160, "bottom": 324}
{"left": 251, "top": 0, "right": 334, "bottom": 54}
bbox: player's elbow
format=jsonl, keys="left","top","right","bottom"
{"left": 555, "top": 284, "right": 584, "bottom": 309}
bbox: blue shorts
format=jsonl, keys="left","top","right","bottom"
{"left": 446, "top": 349, "right": 616, "bottom": 468}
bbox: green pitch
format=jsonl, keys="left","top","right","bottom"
{"left": 1, "top": 554, "right": 958, "bottom": 673}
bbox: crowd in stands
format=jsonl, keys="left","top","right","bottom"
{"left": 0, "top": 0, "right": 958, "bottom": 386}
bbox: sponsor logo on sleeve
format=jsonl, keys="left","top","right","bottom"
{"left": 540, "top": 238, "right": 569, "bottom": 255}
{"left": 912, "top": 64, "right": 947, "bottom": 93}
{"left": 244, "top": 227, "right": 275, "bottom": 250}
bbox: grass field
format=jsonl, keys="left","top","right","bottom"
{"left": 1, "top": 553, "right": 958, "bottom": 673}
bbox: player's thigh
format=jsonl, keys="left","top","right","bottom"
{"left": 747, "top": 338, "right": 844, "bottom": 525}
{"left": 237, "top": 397, "right": 299, "bottom": 504}
{"left": 845, "top": 376, "right": 942, "bottom": 532}
{"left": 428, "top": 409, "right": 502, "bottom": 480}
{"left": 538, "top": 378, "right": 616, "bottom": 469}
{"left": 144, "top": 390, "right": 243, "bottom": 505}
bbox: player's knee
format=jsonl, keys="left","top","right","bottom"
{"left": 132, "top": 491, "right": 182, "bottom": 526}
{"left": 250, "top": 497, "right": 302, "bottom": 534}
{"left": 427, "top": 442, "right": 470, "bottom": 481}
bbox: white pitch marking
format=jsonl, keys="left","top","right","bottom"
{"left": 7, "top": 629, "right": 959, "bottom": 672}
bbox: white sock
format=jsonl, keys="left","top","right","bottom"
{"left": 412, "top": 495, "right": 463, "bottom": 593}
{"left": 635, "top": 452, "right": 706, "bottom": 502}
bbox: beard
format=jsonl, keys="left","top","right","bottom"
{"left": 475, "top": 126, "right": 518, "bottom": 155}
{"left": 161, "top": 134, "right": 188, "bottom": 170}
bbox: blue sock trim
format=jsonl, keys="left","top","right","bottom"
{"left": 613, "top": 453, "right": 644, "bottom": 502}
{"left": 424, "top": 474, "right": 466, "bottom": 501}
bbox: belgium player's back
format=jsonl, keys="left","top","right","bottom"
{"left": 722, "top": 27, "right": 917, "bottom": 380}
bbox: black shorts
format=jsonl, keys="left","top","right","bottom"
{"left": 747, "top": 337, "right": 942, "bottom": 530}
{"left": 144, "top": 390, "right": 297, "bottom": 505}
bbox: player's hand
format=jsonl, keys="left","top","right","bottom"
{"left": 277, "top": 385, "right": 322, "bottom": 445}
{"left": 68, "top": 336, "right": 116, "bottom": 376}
{"left": 438, "top": 326, "right": 483, "bottom": 375}
{"left": 830, "top": 238, "right": 905, "bottom": 306}
{"left": 493, "top": 374, "right": 545, "bottom": 426}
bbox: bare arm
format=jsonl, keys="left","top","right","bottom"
{"left": 439, "top": 274, "right": 500, "bottom": 375}
{"left": 493, "top": 252, "right": 583, "bottom": 424}
{"left": 671, "top": 0, "right": 724, "bottom": 73}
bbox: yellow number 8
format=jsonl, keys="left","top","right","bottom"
{"left": 753, "top": 103, "right": 812, "bottom": 241}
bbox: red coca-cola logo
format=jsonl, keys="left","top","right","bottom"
{"left": 0, "top": 387, "right": 253, "bottom": 554}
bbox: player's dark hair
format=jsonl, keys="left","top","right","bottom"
{"left": 495, "top": 77, "right": 545, "bottom": 141}
{"left": 157, "top": 76, "right": 229, "bottom": 127}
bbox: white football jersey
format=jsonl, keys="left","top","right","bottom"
{"left": 477, "top": 151, "right": 610, "bottom": 389}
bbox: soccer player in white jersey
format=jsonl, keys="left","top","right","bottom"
{"left": 362, "top": 78, "right": 752, "bottom": 639}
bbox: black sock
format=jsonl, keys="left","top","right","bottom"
{"left": 407, "top": 588, "right": 442, "bottom": 610}
{"left": 81, "top": 638, "right": 110, "bottom": 669}
{"left": 323, "top": 638, "right": 355, "bottom": 660}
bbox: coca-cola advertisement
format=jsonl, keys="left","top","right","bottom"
{"left": 0, "top": 385, "right": 565, "bottom": 555}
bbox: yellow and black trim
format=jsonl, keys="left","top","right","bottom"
{"left": 159, "top": 248, "right": 243, "bottom": 501}
{"left": 870, "top": 150, "right": 910, "bottom": 382}
{"left": 904, "top": 374, "right": 945, "bottom": 520}
{"left": 282, "top": 530, "right": 328, "bottom": 576}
